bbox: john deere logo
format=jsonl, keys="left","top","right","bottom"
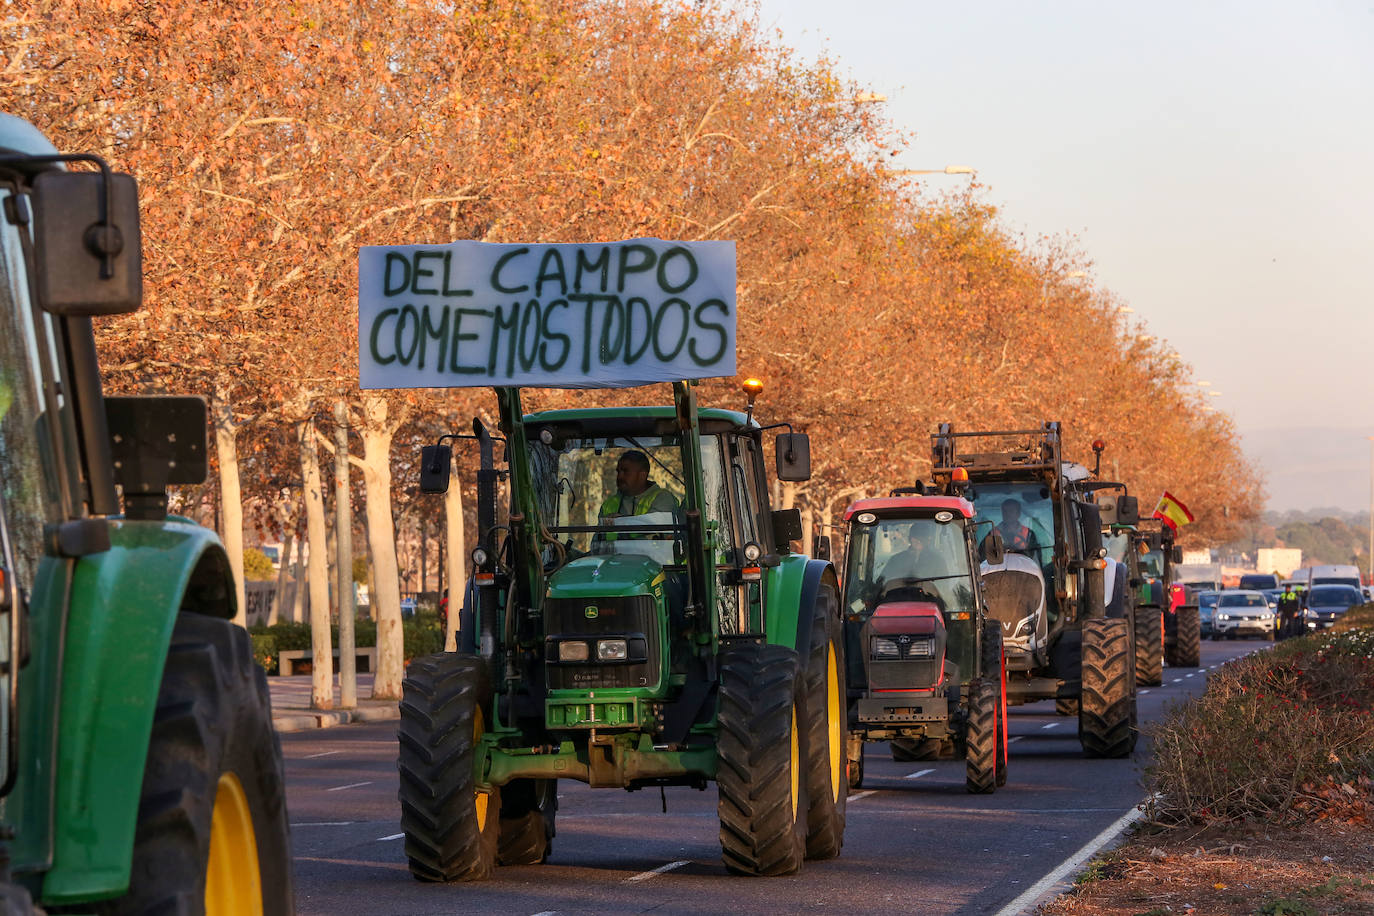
{"left": 584, "top": 605, "right": 599, "bottom": 619}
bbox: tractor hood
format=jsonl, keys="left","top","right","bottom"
{"left": 546, "top": 554, "right": 665, "bottom": 601}
{"left": 980, "top": 552, "right": 1047, "bottom": 666}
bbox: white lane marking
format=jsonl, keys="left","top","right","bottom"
{"left": 377, "top": 833, "right": 405, "bottom": 841}
{"left": 1008, "top": 736, "right": 1025, "bottom": 744}
{"left": 626, "top": 860, "right": 690, "bottom": 882}
{"left": 1185, "top": 673, "right": 1195, "bottom": 678}
{"left": 1041, "top": 722, "right": 1058, "bottom": 730}
{"left": 849, "top": 790, "right": 876, "bottom": 800}
{"left": 1139, "top": 689, "right": 1150, "bottom": 694}
{"left": 325, "top": 781, "right": 374, "bottom": 792}
{"left": 292, "top": 821, "right": 355, "bottom": 827}
{"left": 903, "top": 768, "right": 936, "bottom": 780}
{"left": 530, "top": 911, "right": 558, "bottom": 916}
{"left": 991, "top": 801, "right": 1149, "bottom": 916}
{"left": 1171, "top": 678, "right": 1183, "bottom": 684}
{"left": 304, "top": 750, "right": 341, "bottom": 759}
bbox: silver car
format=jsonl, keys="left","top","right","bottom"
{"left": 1212, "top": 590, "right": 1275, "bottom": 640}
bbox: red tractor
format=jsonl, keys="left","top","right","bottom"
{"left": 840, "top": 490, "right": 1008, "bottom": 793}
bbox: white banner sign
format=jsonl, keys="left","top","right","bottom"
{"left": 358, "top": 239, "right": 736, "bottom": 389}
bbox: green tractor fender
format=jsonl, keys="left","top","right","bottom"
{"left": 764, "top": 556, "right": 839, "bottom": 656}
{"left": 42, "top": 518, "right": 234, "bottom": 902}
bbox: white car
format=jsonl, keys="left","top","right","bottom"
{"left": 1212, "top": 590, "right": 1276, "bottom": 640}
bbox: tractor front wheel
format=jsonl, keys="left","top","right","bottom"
{"left": 399, "top": 653, "right": 500, "bottom": 881}
{"left": 717, "top": 643, "right": 807, "bottom": 876}
{"left": 964, "top": 679, "right": 999, "bottom": 794}
{"left": 1079, "top": 619, "right": 1138, "bottom": 759}
{"left": 1134, "top": 608, "right": 1163, "bottom": 686}
{"left": 497, "top": 779, "right": 557, "bottom": 865}
{"left": 102, "top": 612, "right": 293, "bottom": 915}
{"left": 979, "top": 619, "right": 1008, "bottom": 789}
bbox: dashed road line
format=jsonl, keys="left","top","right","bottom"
{"left": 849, "top": 790, "right": 877, "bottom": 800}
{"left": 903, "top": 768, "right": 935, "bottom": 780}
{"left": 626, "top": 860, "right": 690, "bottom": 882}
{"left": 292, "top": 821, "right": 355, "bottom": 827}
{"left": 303, "top": 750, "right": 341, "bottom": 759}
{"left": 1185, "top": 673, "right": 1195, "bottom": 678}
{"left": 1139, "top": 688, "right": 1150, "bottom": 694}
{"left": 1041, "top": 722, "right": 1059, "bottom": 730}
{"left": 325, "top": 781, "right": 374, "bottom": 792}
{"left": 1171, "top": 678, "right": 1183, "bottom": 684}
{"left": 1008, "top": 736, "right": 1025, "bottom": 744}
{"left": 377, "top": 833, "right": 404, "bottom": 841}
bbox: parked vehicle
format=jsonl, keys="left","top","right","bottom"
{"left": 1303, "top": 565, "right": 1363, "bottom": 591}
{"left": 1303, "top": 584, "right": 1364, "bottom": 630}
{"left": 1212, "top": 591, "right": 1275, "bottom": 640}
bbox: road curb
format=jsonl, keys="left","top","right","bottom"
{"left": 995, "top": 799, "right": 1149, "bottom": 916}
{"left": 272, "top": 704, "right": 400, "bottom": 734}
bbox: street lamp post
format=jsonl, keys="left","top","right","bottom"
{"left": 1368, "top": 436, "right": 1373, "bottom": 588}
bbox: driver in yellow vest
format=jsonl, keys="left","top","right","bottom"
{"left": 598, "top": 451, "right": 678, "bottom": 533}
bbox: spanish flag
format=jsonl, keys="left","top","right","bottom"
{"left": 1152, "top": 492, "right": 1194, "bottom": 532}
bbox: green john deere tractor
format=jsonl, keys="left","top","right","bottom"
{"left": 0, "top": 116, "right": 293, "bottom": 912}
{"left": 399, "top": 380, "right": 846, "bottom": 879}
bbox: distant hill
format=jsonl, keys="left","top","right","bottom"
{"left": 1226, "top": 512, "right": 1370, "bottom": 568}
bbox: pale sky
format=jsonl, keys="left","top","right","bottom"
{"left": 740, "top": 0, "right": 1374, "bottom": 512}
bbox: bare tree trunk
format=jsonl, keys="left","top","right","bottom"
{"left": 782, "top": 481, "right": 797, "bottom": 510}
{"left": 334, "top": 400, "right": 356, "bottom": 708}
{"left": 800, "top": 505, "right": 815, "bottom": 557}
{"left": 269, "top": 525, "right": 292, "bottom": 626}
{"left": 444, "top": 457, "right": 466, "bottom": 652}
{"left": 291, "top": 530, "right": 307, "bottom": 625}
{"left": 213, "top": 390, "right": 247, "bottom": 627}
{"left": 300, "top": 417, "right": 334, "bottom": 710}
{"left": 361, "top": 394, "right": 406, "bottom": 699}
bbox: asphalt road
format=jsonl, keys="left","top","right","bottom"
{"left": 283, "top": 638, "right": 1263, "bottom": 916}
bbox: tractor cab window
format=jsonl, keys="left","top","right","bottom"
{"left": 1103, "top": 530, "right": 1131, "bottom": 563}
{"left": 1139, "top": 548, "right": 1164, "bottom": 579}
{"left": 529, "top": 434, "right": 687, "bottom": 565}
{"left": 966, "top": 482, "right": 1054, "bottom": 567}
{"left": 845, "top": 515, "right": 978, "bottom": 679}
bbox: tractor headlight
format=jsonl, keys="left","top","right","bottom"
{"left": 471, "top": 546, "right": 490, "bottom": 567}
{"left": 907, "top": 637, "right": 935, "bottom": 659}
{"left": 870, "top": 637, "right": 901, "bottom": 659}
{"left": 596, "top": 638, "right": 628, "bottom": 661}
{"left": 558, "top": 641, "right": 590, "bottom": 662}
{"left": 743, "top": 542, "right": 762, "bottom": 563}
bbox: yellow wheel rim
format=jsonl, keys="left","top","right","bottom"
{"left": 474, "top": 706, "right": 490, "bottom": 830}
{"left": 789, "top": 705, "right": 800, "bottom": 821}
{"left": 206, "top": 772, "right": 262, "bottom": 916}
{"left": 826, "top": 642, "right": 842, "bottom": 803}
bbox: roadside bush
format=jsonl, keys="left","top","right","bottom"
{"left": 1146, "top": 629, "right": 1374, "bottom": 824}
{"left": 248, "top": 611, "right": 444, "bottom": 672}
{"left": 1331, "top": 602, "right": 1374, "bottom": 633}
{"left": 250, "top": 632, "right": 277, "bottom": 674}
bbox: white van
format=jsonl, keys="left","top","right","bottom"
{"left": 1298, "top": 565, "right": 1362, "bottom": 590}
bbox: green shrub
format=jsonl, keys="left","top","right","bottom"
{"left": 1146, "top": 628, "right": 1374, "bottom": 824}
{"left": 250, "top": 632, "right": 278, "bottom": 674}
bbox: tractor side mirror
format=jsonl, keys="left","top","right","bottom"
{"left": 1171, "top": 545, "right": 1183, "bottom": 564}
{"left": 775, "top": 433, "right": 811, "bottom": 481}
{"left": 814, "top": 535, "right": 831, "bottom": 561}
{"left": 419, "top": 444, "right": 452, "bottom": 493}
{"left": 772, "top": 508, "right": 803, "bottom": 551}
{"left": 31, "top": 168, "right": 142, "bottom": 315}
{"left": 1117, "top": 496, "right": 1139, "bottom": 525}
{"left": 982, "top": 528, "right": 1006, "bottom": 567}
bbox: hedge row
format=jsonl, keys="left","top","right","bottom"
{"left": 249, "top": 611, "right": 445, "bottom": 674}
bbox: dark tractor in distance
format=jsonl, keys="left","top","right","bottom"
{"left": 401, "top": 380, "right": 847, "bottom": 880}
{"left": 0, "top": 115, "right": 292, "bottom": 911}
{"left": 1133, "top": 521, "right": 1199, "bottom": 668}
{"left": 839, "top": 492, "right": 1008, "bottom": 793}
{"left": 931, "top": 422, "right": 1137, "bottom": 759}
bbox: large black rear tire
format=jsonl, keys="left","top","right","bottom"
{"left": 1173, "top": 606, "right": 1201, "bottom": 667}
{"left": 1134, "top": 607, "right": 1163, "bottom": 686}
{"left": 399, "top": 653, "right": 500, "bottom": 881}
{"left": 1055, "top": 698, "right": 1079, "bottom": 716}
{"left": 1079, "top": 619, "right": 1137, "bottom": 759}
{"left": 964, "top": 679, "right": 998, "bottom": 794}
{"left": 717, "top": 643, "right": 807, "bottom": 877}
{"left": 802, "top": 584, "right": 846, "bottom": 860}
{"left": 98, "top": 613, "right": 294, "bottom": 915}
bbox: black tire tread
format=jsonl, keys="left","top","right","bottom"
{"left": 1174, "top": 606, "right": 1202, "bottom": 668}
{"left": 802, "top": 584, "right": 846, "bottom": 860}
{"left": 1134, "top": 608, "right": 1163, "bottom": 686}
{"left": 398, "top": 653, "right": 499, "bottom": 882}
{"left": 717, "top": 643, "right": 805, "bottom": 877}
{"left": 1079, "top": 618, "right": 1138, "bottom": 759}
{"left": 964, "top": 679, "right": 997, "bottom": 794}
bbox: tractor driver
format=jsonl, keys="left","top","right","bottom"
{"left": 996, "top": 498, "right": 1040, "bottom": 557}
{"left": 597, "top": 449, "right": 679, "bottom": 533}
{"left": 881, "top": 523, "right": 939, "bottom": 581}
